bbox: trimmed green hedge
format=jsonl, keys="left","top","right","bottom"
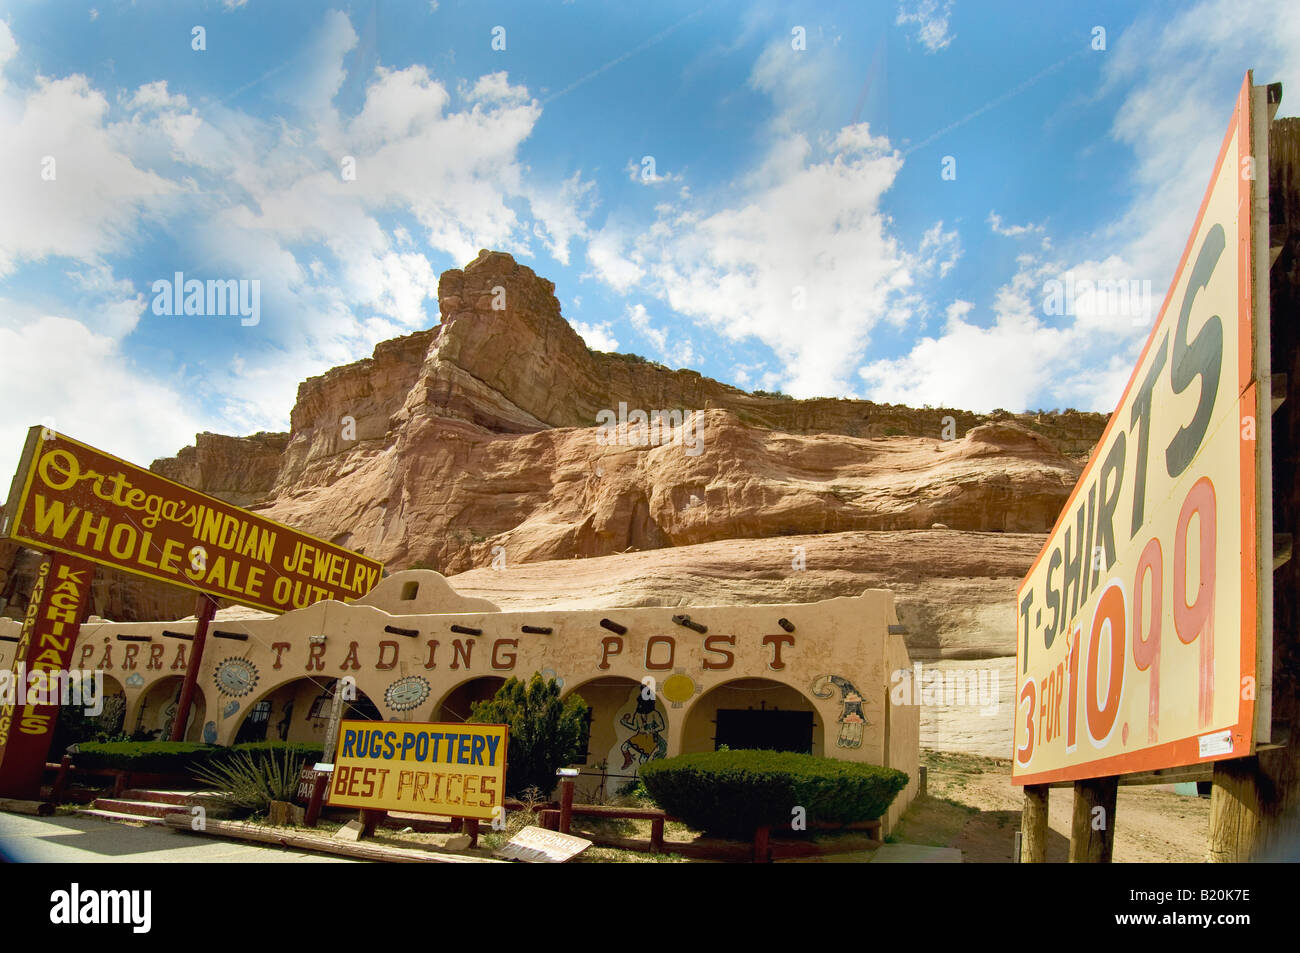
{"left": 70, "top": 741, "right": 324, "bottom": 774}
{"left": 638, "top": 749, "right": 908, "bottom": 838}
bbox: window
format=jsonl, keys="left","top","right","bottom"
{"left": 714, "top": 708, "right": 813, "bottom": 754}
{"left": 400, "top": 582, "right": 419, "bottom": 601}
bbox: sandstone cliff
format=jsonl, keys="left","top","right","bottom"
{"left": 0, "top": 250, "right": 1108, "bottom": 624}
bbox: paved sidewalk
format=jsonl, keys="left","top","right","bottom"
{"left": 0, "top": 812, "right": 359, "bottom": 863}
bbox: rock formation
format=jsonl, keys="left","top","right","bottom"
{"left": 0, "top": 249, "right": 1109, "bottom": 628}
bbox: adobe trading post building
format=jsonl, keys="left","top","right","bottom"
{"left": 0, "top": 568, "right": 922, "bottom": 831}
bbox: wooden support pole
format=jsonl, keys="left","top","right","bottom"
{"left": 650, "top": 816, "right": 665, "bottom": 853}
{"left": 169, "top": 594, "right": 218, "bottom": 742}
{"left": 1207, "top": 113, "right": 1300, "bottom": 863}
{"left": 752, "top": 824, "right": 771, "bottom": 863}
{"left": 305, "top": 772, "right": 328, "bottom": 828}
{"left": 1020, "top": 783, "right": 1050, "bottom": 863}
{"left": 1209, "top": 751, "right": 1300, "bottom": 861}
{"left": 1068, "top": 776, "right": 1118, "bottom": 863}
{"left": 558, "top": 776, "right": 574, "bottom": 834}
{"left": 465, "top": 817, "right": 479, "bottom": 848}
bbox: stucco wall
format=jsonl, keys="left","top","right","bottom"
{"left": 0, "top": 569, "right": 920, "bottom": 826}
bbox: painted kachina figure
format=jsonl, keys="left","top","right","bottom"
{"left": 619, "top": 692, "right": 668, "bottom": 768}
{"left": 276, "top": 699, "right": 294, "bottom": 741}
{"left": 811, "top": 674, "right": 867, "bottom": 748}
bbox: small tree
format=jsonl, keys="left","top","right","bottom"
{"left": 469, "top": 674, "right": 588, "bottom": 797}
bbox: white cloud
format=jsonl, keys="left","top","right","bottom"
{"left": 596, "top": 123, "right": 922, "bottom": 398}
{"left": 919, "top": 221, "right": 961, "bottom": 279}
{"left": 896, "top": 1, "right": 955, "bottom": 53}
{"left": 569, "top": 319, "right": 619, "bottom": 352}
{"left": 127, "top": 80, "right": 188, "bottom": 112}
{"left": 585, "top": 228, "right": 644, "bottom": 292}
{"left": 0, "top": 10, "right": 597, "bottom": 443}
{"left": 0, "top": 316, "right": 211, "bottom": 479}
{"left": 861, "top": 0, "right": 1300, "bottom": 414}
{"left": 627, "top": 303, "right": 693, "bottom": 367}
{"left": 0, "top": 73, "right": 178, "bottom": 276}
{"left": 0, "top": 19, "right": 16, "bottom": 86}
{"left": 987, "top": 211, "right": 1044, "bottom": 239}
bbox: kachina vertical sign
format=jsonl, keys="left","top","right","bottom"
{"left": 0, "top": 553, "right": 92, "bottom": 799}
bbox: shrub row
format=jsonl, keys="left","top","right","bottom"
{"left": 69, "top": 741, "right": 324, "bottom": 774}
{"left": 638, "top": 749, "right": 908, "bottom": 838}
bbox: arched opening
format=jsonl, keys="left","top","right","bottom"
{"left": 682, "top": 678, "right": 823, "bottom": 756}
{"left": 435, "top": 676, "right": 505, "bottom": 723}
{"left": 133, "top": 676, "right": 206, "bottom": 742}
{"left": 563, "top": 676, "right": 668, "bottom": 802}
{"left": 232, "top": 677, "right": 382, "bottom": 746}
{"left": 51, "top": 673, "right": 126, "bottom": 752}
{"left": 400, "top": 581, "right": 419, "bottom": 601}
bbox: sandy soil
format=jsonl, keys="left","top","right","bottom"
{"left": 898, "top": 750, "right": 1210, "bottom": 863}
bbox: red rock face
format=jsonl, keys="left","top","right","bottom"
{"left": 1, "top": 250, "right": 1107, "bottom": 624}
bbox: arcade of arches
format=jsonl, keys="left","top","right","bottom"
{"left": 0, "top": 569, "right": 921, "bottom": 831}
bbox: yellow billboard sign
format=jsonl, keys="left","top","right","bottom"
{"left": 1013, "top": 74, "right": 1270, "bottom": 785}
{"left": 327, "top": 719, "right": 508, "bottom": 820}
{"left": 1, "top": 427, "right": 383, "bottom": 614}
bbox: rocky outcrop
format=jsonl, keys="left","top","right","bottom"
{"left": 253, "top": 410, "right": 1082, "bottom": 576}
{"left": 212, "top": 249, "right": 1106, "bottom": 504}
{"left": 2, "top": 250, "right": 1108, "bottom": 623}
{"left": 150, "top": 431, "right": 289, "bottom": 507}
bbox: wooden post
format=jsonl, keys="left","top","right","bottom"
{"left": 558, "top": 776, "right": 574, "bottom": 834}
{"left": 305, "top": 679, "right": 349, "bottom": 828}
{"left": 49, "top": 754, "right": 72, "bottom": 803}
{"left": 752, "top": 824, "right": 770, "bottom": 863}
{"left": 650, "top": 815, "right": 665, "bottom": 853}
{"left": 1207, "top": 112, "right": 1300, "bottom": 863}
{"left": 169, "top": 594, "right": 218, "bottom": 742}
{"left": 360, "top": 808, "right": 382, "bottom": 837}
{"left": 1068, "top": 776, "right": 1118, "bottom": 863}
{"left": 304, "top": 773, "right": 328, "bottom": 828}
{"left": 1020, "top": 783, "right": 1050, "bottom": 863}
{"left": 1209, "top": 751, "right": 1300, "bottom": 861}
{"left": 465, "top": 817, "right": 479, "bottom": 848}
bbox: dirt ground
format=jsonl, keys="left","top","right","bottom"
{"left": 898, "top": 750, "right": 1211, "bottom": 862}
{"left": 345, "top": 747, "right": 1209, "bottom": 863}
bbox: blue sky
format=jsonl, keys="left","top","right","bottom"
{"left": 0, "top": 0, "right": 1295, "bottom": 478}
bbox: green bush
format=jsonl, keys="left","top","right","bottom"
{"left": 192, "top": 747, "right": 312, "bottom": 817}
{"left": 638, "top": 749, "right": 908, "bottom": 839}
{"left": 468, "top": 673, "right": 587, "bottom": 798}
{"left": 70, "top": 741, "right": 219, "bottom": 773}
{"left": 71, "top": 740, "right": 324, "bottom": 775}
{"left": 228, "top": 741, "right": 324, "bottom": 764}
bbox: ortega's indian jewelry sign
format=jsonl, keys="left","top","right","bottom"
{"left": 2, "top": 427, "right": 383, "bottom": 615}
